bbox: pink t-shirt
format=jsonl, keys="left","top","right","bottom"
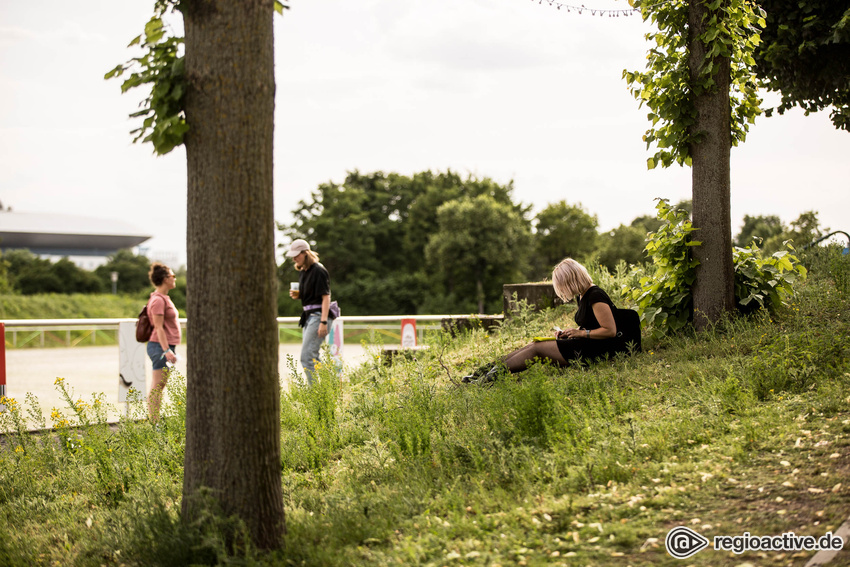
{"left": 147, "top": 292, "right": 181, "bottom": 345}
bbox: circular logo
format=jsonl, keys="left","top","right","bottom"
{"left": 665, "top": 526, "right": 709, "bottom": 559}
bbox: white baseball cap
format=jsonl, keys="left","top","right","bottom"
{"left": 285, "top": 239, "right": 311, "bottom": 257}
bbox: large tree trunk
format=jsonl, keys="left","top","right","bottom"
{"left": 688, "top": 0, "right": 735, "bottom": 330}
{"left": 182, "top": 0, "right": 284, "bottom": 549}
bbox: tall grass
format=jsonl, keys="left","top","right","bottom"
{"left": 0, "top": 250, "right": 848, "bottom": 566}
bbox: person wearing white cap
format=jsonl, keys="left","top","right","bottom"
{"left": 286, "top": 239, "right": 339, "bottom": 383}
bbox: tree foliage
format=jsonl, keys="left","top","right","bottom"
{"left": 734, "top": 211, "right": 828, "bottom": 253}
{"left": 105, "top": 0, "right": 289, "bottom": 155}
{"left": 734, "top": 213, "right": 786, "bottom": 250}
{"left": 93, "top": 250, "right": 153, "bottom": 294}
{"left": 104, "top": 1, "right": 187, "bottom": 155}
{"left": 594, "top": 200, "right": 694, "bottom": 272}
{"left": 425, "top": 195, "right": 533, "bottom": 314}
{"left": 3, "top": 251, "right": 104, "bottom": 295}
{"left": 624, "top": 0, "right": 765, "bottom": 169}
{"left": 754, "top": 0, "right": 850, "bottom": 131}
{"left": 534, "top": 201, "right": 598, "bottom": 275}
{"left": 0, "top": 254, "right": 10, "bottom": 294}
{"left": 595, "top": 224, "right": 649, "bottom": 271}
{"left": 282, "top": 170, "right": 528, "bottom": 315}
{"left": 788, "top": 210, "right": 827, "bottom": 247}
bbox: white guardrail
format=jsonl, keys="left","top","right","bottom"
{"left": 0, "top": 315, "right": 495, "bottom": 349}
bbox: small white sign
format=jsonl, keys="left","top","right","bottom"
{"left": 118, "top": 321, "right": 148, "bottom": 403}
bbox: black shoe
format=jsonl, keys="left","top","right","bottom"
{"left": 479, "top": 365, "right": 500, "bottom": 384}
{"left": 475, "top": 362, "right": 496, "bottom": 376}
{"left": 473, "top": 363, "right": 508, "bottom": 385}
{"left": 462, "top": 362, "right": 496, "bottom": 384}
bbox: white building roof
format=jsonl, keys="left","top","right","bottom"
{"left": 0, "top": 211, "right": 150, "bottom": 254}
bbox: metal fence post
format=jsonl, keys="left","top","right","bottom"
{"left": 1, "top": 323, "right": 6, "bottom": 410}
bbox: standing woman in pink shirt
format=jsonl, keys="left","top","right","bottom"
{"left": 145, "top": 262, "right": 181, "bottom": 420}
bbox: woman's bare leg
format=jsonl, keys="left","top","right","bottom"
{"left": 149, "top": 368, "right": 167, "bottom": 420}
{"left": 503, "top": 341, "right": 568, "bottom": 373}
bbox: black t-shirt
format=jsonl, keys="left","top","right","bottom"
{"left": 299, "top": 262, "right": 330, "bottom": 307}
{"left": 574, "top": 286, "right": 616, "bottom": 330}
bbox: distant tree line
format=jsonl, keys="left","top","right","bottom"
{"left": 0, "top": 169, "right": 827, "bottom": 318}
{"left": 278, "top": 169, "right": 829, "bottom": 315}
{"left": 0, "top": 249, "right": 187, "bottom": 311}
{"left": 277, "top": 170, "right": 530, "bottom": 316}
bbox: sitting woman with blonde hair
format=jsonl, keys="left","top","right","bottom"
{"left": 463, "top": 258, "right": 640, "bottom": 383}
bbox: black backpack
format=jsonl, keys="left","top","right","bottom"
{"left": 613, "top": 308, "right": 642, "bottom": 352}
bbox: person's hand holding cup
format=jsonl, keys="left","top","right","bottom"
{"left": 289, "top": 282, "right": 300, "bottom": 299}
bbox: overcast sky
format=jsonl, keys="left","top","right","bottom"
{"left": 2, "top": 0, "right": 848, "bottom": 266}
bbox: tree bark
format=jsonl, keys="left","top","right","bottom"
{"left": 688, "top": 0, "right": 736, "bottom": 330}
{"left": 182, "top": 0, "right": 284, "bottom": 549}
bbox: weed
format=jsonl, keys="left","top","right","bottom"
{"left": 804, "top": 243, "right": 850, "bottom": 296}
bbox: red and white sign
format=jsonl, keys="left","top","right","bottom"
{"left": 401, "top": 319, "right": 416, "bottom": 348}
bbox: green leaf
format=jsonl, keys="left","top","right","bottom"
{"left": 144, "top": 18, "right": 165, "bottom": 45}
{"left": 104, "top": 65, "right": 125, "bottom": 80}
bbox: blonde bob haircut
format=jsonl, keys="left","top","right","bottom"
{"left": 552, "top": 258, "right": 593, "bottom": 302}
{"left": 296, "top": 250, "right": 321, "bottom": 271}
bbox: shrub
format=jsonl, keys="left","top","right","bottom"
{"left": 733, "top": 240, "right": 807, "bottom": 313}
{"left": 628, "top": 199, "right": 698, "bottom": 337}
{"left": 629, "top": 200, "right": 808, "bottom": 337}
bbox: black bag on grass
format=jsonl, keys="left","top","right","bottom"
{"left": 613, "top": 308, "right": 642, "bottom": 352}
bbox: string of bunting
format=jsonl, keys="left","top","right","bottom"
{"left": 532, "top": 0, "right": 639, "bottom": 17}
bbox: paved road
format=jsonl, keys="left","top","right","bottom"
{"left": 3, "top": 343, "right": 374, "bottom": 424}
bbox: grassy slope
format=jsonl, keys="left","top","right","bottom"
{"left": 0, "top": 257, "right": 848, "bottom": 567}
{"left": 0, "top": 293, "right": 144, "bottom": 319}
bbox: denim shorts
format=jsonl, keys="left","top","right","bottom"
{"left": 147, "top": 342, "right": 177, "bottom": 371}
